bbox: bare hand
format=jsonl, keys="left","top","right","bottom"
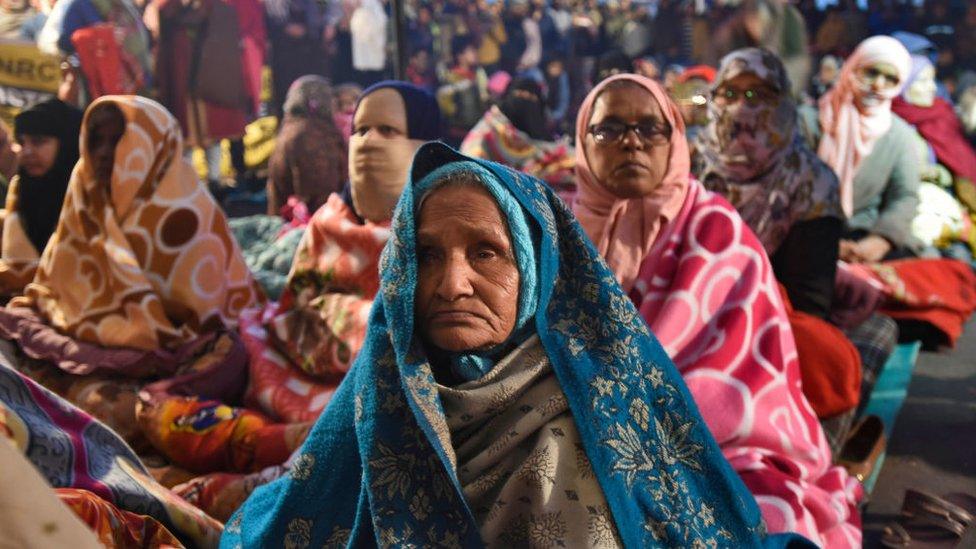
{"left": 853, "top": 234, "right": 892, "bottom": 263}
{"left": 285, "top": 23, "right": 307, "bottom": 38}
{"left": 838, "top": 239, "right": 861, "bottom": 263}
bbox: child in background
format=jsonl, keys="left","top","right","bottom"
{"left": 332, "top": 83, "right": 362, "bottom": 145}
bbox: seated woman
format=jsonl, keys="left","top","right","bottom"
{"left": 798, "top": 35, "right": 921, "bottom": 263}
{"left": 244, "top": 81, "right": 441, "bottom": 423}
{"left": 573, "top": 74, "right": 860, "bottom": 546}
{"left": 0, "top": 99, "right": 83, "bottom": 297}
{"left": 165, "top": 82, "right": 442, "bottom": 520}
{"left": 807, "top": 42, "right": 976, "bottom": 350}
{"left": 266, "top": 76, "right": 348, "bottom": 216}
{"left": 461, "top": 77, "right": 575, "bottom": 197}
{"left": 693, "top": 48, "right": 883, "bottom": 433}
{"left": 893, "top": 55, "right": 976, "bottom": 258}
{"left": 0, "top": 96, "right": 261, "bottom": 449}
{"left": 221, "top": 141, "right": 811, "bottom": 548}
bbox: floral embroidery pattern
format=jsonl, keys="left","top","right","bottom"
{"left": 500, "top": 512, "right": 569, "bottom": 548}
{"left": 290, "top": 453, "right": 315, "bottom": 481}
{"left": 284, "top": 517, "right": 312, "bottom": 549}
{"left": 222, "top": 146, "right": 773, "bottom": 549}
{"left": 515, "top": 445, "right": 557, "bottom": 488}
{"left": 587, "top": 505, "right": 620, "bottom": 547}
{"left": 322, "top": 526, "right": 352, "bottom": 548}
{"left": 548, "top": 200, "right": 737, "bottom": 546}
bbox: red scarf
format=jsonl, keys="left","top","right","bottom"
{"left": 892, "top": 97, "right": 976, "bottom": 184}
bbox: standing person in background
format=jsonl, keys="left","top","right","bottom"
{"left": 0, "top": 0, "right": 36, "bottom": 39}
{"left": 618, "top": 0, "right": 654, "bottom": 61}
{"left": 437, "top": 35, "right": 488, "bottom": 145}
{"left": 39, "top": 0, "right": 152, "bottom": 95}
{"left": 229, "top": 0, "right": 266, "bottom": 190}
{"left": 517, "top": 0, "right": 542, "bottom": 79}
{"left": 473, "top": 0, "right": 505, "bottom": 74}
{"left": 546, "top": 0, "right": 572, "bottom": 59}
{"left": 149, "top": 0, "right": 250, "bottom": 198}
{"left": 498, "top": 0, "right": 527, "bottom": 75}
{"left": 408, "top": 4, "right": 435, "bottom": 60}
{"left": 265, "top": 0, "right": 326, "bottom": 118}
{"left": 654, "top": 0, "right": 687, "bottom": 65}
{"left": 570, "top": 0, "right": 602, "bottom": 102}
{"left": 712, "top": 0, "right": 811, "bottom": 97}
{"left": 544, "top": 56, "right": 570, "bottom": 131}
{"left": 954, "top": 4, "right": 976, "bottom": 73}
{"left": 349, "top": 0, "right": 387, "bottom": 86}
{"left": 19, "top": 0, "right": 51, "bottom": 40}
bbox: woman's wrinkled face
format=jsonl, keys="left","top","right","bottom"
{"left": 415, "top": 183, "right": 520, "bottom": 353}
{"left": 584, "top": 83, "right": 672, "bottom": 199}
{"left": 17, "top": 134, "right": 59, "bottom": 178}
{"left": 86, "top": 104, "right": 126, "bottom": 186}
{"left": 905, "top": 65, "right": 937, "bottom": 108}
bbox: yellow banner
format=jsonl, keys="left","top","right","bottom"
{"left": 0, "top": 40, "right": 60, "bottom": 94}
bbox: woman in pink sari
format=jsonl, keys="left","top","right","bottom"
{"left": 573, "top": 73, "right": 861, "bottom": 547}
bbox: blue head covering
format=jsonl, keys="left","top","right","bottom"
{"left": 221, "top": 143, "right": 814, "bottom": 549}
{"left": 357, "top": 80, "right": 442, "bottom": 141}
{"left": 412, "top": 160, "right": 539, "bottom": 381}
{"left": 902, "top": 54, "right": 934, "bottom": 99}
{"left": 892, "top": 31, "right": 938, "bottom": 64}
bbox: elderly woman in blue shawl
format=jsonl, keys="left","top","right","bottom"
{"left": 221, "top": 143, "right": 811, "bottom": 548}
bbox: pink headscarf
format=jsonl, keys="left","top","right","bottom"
{"left": 818, "top": 35, "right": 911, "bottom": 216}
{"left": 573, "top": 74, "right": 691, "bottom": 292}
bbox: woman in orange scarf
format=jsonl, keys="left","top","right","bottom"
{"left": 0, "top": 96, "right": 261, "bottom": 449}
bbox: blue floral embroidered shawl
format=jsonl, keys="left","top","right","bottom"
{"left": 221, "top": 142, "right": 813, "bottom": 548}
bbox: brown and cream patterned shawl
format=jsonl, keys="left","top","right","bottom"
{"left": 10, "top": 96, "right": 262, "bottom": 351}
{"left": 0, "top": 176, "right": 43, "bottom": 296}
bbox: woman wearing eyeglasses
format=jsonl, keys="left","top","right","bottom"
{"left": 573, "top": 73, "right": 862, "bottom": 548}
{"left": 799, "top": 35, "right": 921, "bottom": 264}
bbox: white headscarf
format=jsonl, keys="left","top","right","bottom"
{"left": 817, "top": 35, "right": 911, "bottom": 216}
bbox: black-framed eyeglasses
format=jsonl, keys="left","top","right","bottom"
{"left": 711, "top": 86, "right": 779, "bottom": 106}
{"left": 587, "top": 120, "right": 672, "bottom": 145}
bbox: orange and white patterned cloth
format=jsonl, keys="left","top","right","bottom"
{"left": 0, "top": 176, "right": 43, "bottom": 296}
{"left": 242, "top": 193, "right": 390, "bottom": 422}
{"left": 10, "top": 96, "right": 262, "bottom": 351}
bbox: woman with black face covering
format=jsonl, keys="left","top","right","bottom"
{"left": 0, "top": 99, "right": 82, "bottom": 296}
{"left": 461, "top": 77, "right": 576, "bottom": 196}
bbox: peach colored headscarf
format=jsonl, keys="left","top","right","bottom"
{"left": 573, "top": 74, "right": 690, "bottom": 292}
{"left": 818, "top": 35, "right": 911, "bottom": 216}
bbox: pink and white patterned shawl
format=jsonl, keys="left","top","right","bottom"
{"left": 628, "top": 179, "right": 862, "bottom": 547}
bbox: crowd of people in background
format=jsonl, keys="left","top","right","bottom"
{"left": 1, "top": 0, "right": 976, "bottom": 548}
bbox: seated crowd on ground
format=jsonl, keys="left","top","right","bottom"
{"left": 2, "top": 1, "right": 976, "bottom": 547}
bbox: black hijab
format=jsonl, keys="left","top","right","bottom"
{"left": 500, "top": 77, "right": 550, "bottom": 141}
{"left": 14, "top": 99, "right": 83, "bottom": 252}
